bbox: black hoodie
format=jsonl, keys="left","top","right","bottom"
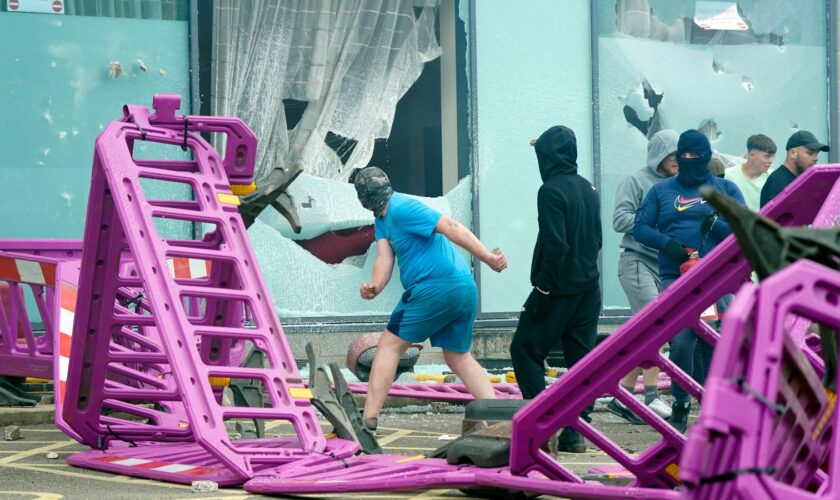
{"left": 530, "top": 126, "right": 602, "bottom": 295}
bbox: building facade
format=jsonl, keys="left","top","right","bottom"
{"left": 1, "top": 1, "right": 836, "bottom": 347}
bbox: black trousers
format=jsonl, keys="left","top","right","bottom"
{"left": 510, "top": 286, "right": 601, "bottom": 401}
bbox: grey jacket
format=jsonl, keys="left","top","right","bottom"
{"left": 612, "top": 130, "right": 678, "bottom": 263}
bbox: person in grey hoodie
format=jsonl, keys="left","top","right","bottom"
{"left": 606, "top": 129, "right": 678, "bottom": 425}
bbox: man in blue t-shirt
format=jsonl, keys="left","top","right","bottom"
{"left": 353, "top": 166, "right": 508, "bottom": 431}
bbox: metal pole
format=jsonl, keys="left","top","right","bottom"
{"left": 467, "top": 0, "right": 483, "bottom": 313}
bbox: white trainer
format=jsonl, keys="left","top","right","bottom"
{"left": 647, "top": 397, "right": 672, "bottom": 419}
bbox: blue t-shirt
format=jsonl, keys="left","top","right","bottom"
{"left": 374, "top": 192, "right": 471, "bottom": 289}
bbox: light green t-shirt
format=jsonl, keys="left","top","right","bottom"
{"left": 724, "top": 165, "right": 768, "bottom": 212}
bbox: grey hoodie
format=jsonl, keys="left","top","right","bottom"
{"left": 612, "top": 129, "right": 679, "bottom": 262}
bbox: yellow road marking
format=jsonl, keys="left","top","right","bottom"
{"left": 0, "top": 492, "right": 63, "bottom": 500}
{"left": 376, "top": 428, "right": 414, "bottom": 447}
{"left": 411, "top": 491, "right": 462, "bottom": 499}
{"left": 0, "top": 451, "right": 76, "bottom": 455}
{"left": 0, "top": 441, "right": 75, "bottom": 465}
{"left": 0, "top": 441, "right": 77, "bottom": 445}
{"left": 10, "top": 464, "right": 72, "bottom": 467}
{"left": 1, "top": 463, "right": 191, "bottom": 490}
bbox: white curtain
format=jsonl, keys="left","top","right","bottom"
{"left": 211, "top": 0, "right": 441, "bottom": 181}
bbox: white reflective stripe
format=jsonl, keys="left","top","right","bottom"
{"left": 15, "top": 259, "right": 45, "bottom": 284}
{"left": 59, "top": 355, "right": 70, "bottom": 382}
{"left": 166, "top": 259, "right": 176, "bottom": 276}
{"left": 188, "top": 259, "right": 207, "bottom": 278}
{"left": 59, "top": 309, "right": 75, "bottom": 336}
{"left": 114, "top": 458, "right": 152, "bottom": 466}
{"left": 152, "top": 463, "right": 195, "bottom": 473}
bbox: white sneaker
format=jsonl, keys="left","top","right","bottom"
{"left": 647, "top": 397, "right": 672, "bottom": 419}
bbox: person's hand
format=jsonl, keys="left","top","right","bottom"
{"left": 360, "top": 282, "right": 378, "bottom": 300}
{"left": 700, "top": 212, "right": 718, "bottom": 236}
{"left": 663, "top": 239, "right": 690, "bottom": 264}
{"left": 523, "top": 288, "right": 551, "bottom": 324}
{"left": 484, "top": 247, "right": 508, "bottom": 272}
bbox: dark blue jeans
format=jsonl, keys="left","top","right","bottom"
{"left": 662, "top": 278, "right": 730, "bottom": 405}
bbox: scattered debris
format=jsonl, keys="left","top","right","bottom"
{"left": 46, "top": 452, "right": 59, "bottom": 459}
{"left": 190, "top": 480, "right": 218, "bottom": 493}
{"left": 4, "top": 425, "right": 21, "bottom": 441}
{"left": 108, "top": 61, "right": 122, "bottom": 78}
{"left": 741, "top": 75, "right": 754, "bottom": 92}
{"left": 58, "top": 131, "right": 67, "bottom": 139}
{"left": 158, "top": 68, "right": 167, "bottom": 77}
{"left": 430, "top": 401, "right": 450, "bottom": 413}
{"left": 136, "top": 58, "right": 147, "bottom": 72}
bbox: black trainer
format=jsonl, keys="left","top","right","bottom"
{"left": 669, "top": 401, "right": 690, "bottom": 433}
{"left": 606, "top": 398, "right": 646, "bottom": 425}
{"left": 557, "top": 427, "right": 586, "bottom": 453}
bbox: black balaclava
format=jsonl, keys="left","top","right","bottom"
{"left": 676, "top": 129, "right": 712, "bottom": 187}
{"left": 354, "top": 166, "right": 393, "bottom": 217}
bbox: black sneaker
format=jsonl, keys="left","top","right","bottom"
{"left": 557, "top": 427, "right": 586, "bottom": 453}
{"left": 606, "top": 398, "right": 646, "bottom": 425}
{"left": 669, "top": 401, "right": 690, "bottom": 433}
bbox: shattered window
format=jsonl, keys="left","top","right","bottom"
{"left": 219, "top": 1, "right": 472, "bottom": 317}
{"left": 597, "top": 0, "right": 829, "bottom": 309}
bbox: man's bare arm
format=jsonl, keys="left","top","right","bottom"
{"left": 360, "top": 239, "right": 395, "bottom": 299}
{"left": 434, "top": 215, "right": 507, "bottom": 272}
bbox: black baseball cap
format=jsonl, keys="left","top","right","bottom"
{"left": 786, "top": 130, "right": 829, "bottom": 152}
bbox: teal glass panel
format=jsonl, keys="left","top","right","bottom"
{"left": 0, "top": 12, "right": 191, "bottom": 239}
{"left": 474, "top": 0, "right": 594, "bottom": 312}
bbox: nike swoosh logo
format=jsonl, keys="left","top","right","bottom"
{"left": 677, "top": 196, "right": 702, "bottom": 204}
{"left": 674, "top": 195, "right": 707, "bottom": 212}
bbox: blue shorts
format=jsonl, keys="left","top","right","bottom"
{"left": 386, "top": 275, "right": 477, "bottom": 353}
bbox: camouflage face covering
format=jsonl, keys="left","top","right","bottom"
{"left": 354, "top": 166, "right": 393, "bottom": 217}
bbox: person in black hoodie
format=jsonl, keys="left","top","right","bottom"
{"left": 510, "top": 125, "right": 602, "bottom": 453}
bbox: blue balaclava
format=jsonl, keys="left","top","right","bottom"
{"left": 676, "top": 129, "right": 712, "bottom": 187}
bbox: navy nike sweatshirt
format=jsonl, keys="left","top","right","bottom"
{"left": 634, "top": 176, "right": 744, "bottom": 280}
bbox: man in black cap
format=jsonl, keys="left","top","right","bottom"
{"left": 760, "top": 130, "right": 830, "bottom": 207}
{"left": 353, "top": 166, "right": 508, "bottom": 432}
